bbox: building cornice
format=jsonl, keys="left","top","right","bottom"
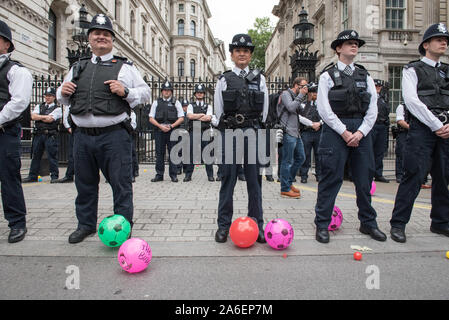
{"left": 1, "top": 0, "right": 51, "bottom": 31}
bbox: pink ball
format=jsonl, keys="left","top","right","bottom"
{"left": 329, "top": 206, "right": 343, "bottom": 231}
{"left": 118, "top": 238, "right": 152, "bottom": 274}
{"left": 264, "top": 219, "right": 294, "bottom": 250}
{"left": 370, "top": 181, "right": 377, "bottom": 195}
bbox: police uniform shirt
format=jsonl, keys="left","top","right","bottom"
{"left": 32, "top": 103, "right": 62, "bottom": 122}
{"left": 149, "top": 98, "right": 184, "bottom": 124}
{"left": 214, "top": 66, "right": 269, "bottom": 122}
{"left": 317, "top": 60, "right": 378, "bottom": 136}
{"left": 56, "top": 52, "right": 151, "bottom": 128}
{"left": 396, "top": 104, "right": 406, "bottom": 122}
{"left": 130, "top": 111, "right": 137, "bottom": 130}
{"left": 0, "top": 53, "right": 33, "bottom": 126}
{"left": 187, "top": 101, "right": 213, "bottom": 116}
{"left": 402, "top": 57, "right": 445, "bottom": 132}
{"left": 63, "top": 105, "right": 71, "bottom": 129}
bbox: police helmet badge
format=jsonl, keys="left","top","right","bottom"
{"left": 240, "top": 36, "right": 246, "bottom": 43}
{"left": 438, "top": 23, "right": 448, "bottom": 34}
{"left": 96, "top": 14, "right": 107, "bottom": 25}
{"left": 351, "top": 31, "right": 357, "bottom": 37}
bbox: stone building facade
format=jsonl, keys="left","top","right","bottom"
{"left": 0, "top": 0, "right": 226, "bottom": 80}
{"left": 265, "top": 0, "right": 449, "bottom": 111}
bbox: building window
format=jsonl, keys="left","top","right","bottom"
{"left": 151, "top": 37, "right": 155, "bottom": 58}
{"left": 130, "top": 10, "right": 136, "bottom": 39}
{"left": 190, "top": 59, "right": 196, "bottom": 78}
{"left": 320, "top": 20, "right": 325, "bottom": 57}
{"left": 191, "top": 21, "right": 196, "bottom": 37}
{"left": 142, "top": 25, "right": 147, "bottom": 51}
{"left": 341, "top": 0, "right": 349, "bottom": 30}
{"left": 115, "top": 0, "right": 121, "bottom": 22}
{"left": 48, "top": 9, "right": 57, "bottom": 61}
{"left": 191, "top": 5, "right": 196, "bottom": 14}
{"left": 178, "top": 19, "right": 185, "bottom": 36}
{"left": 178, "top": 58, "right": 185, "bottom": 77}
{"left": 386, "top": 0, "right": 406, "bottom": 29}
{"left": 388, "top": 65, "right": 404, "bottom": 113}
{"left": 179, "top": 4, "right": 184, "bottom": 12}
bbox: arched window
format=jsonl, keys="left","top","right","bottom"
{"left": 142, "top": 25, "right": 147, "bottom": 50}
{"left": 178, "top": 58, "right": 185, "bottom": 77}
{"left": 190, "top": 59, "right": 196, "bottom": 78}
{"left": 48, "top": 9, "right": 57, "bottom": 61}
{"left": 178, "top": 19, "right": 185, "bottom": 36}
{"left": 190, "top": 21, "right": 196, "bottom": 37}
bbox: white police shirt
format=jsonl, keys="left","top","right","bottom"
{"left": 187, "top": 101, "right": 213, "bottom": 116}
{"left": 396, "top": 104, "right": 406, "bottom": 123}
{"left": 57, "top": 52, "right": 151, "bottom": 128}
{"left": 62, "top": 105, "right": 71, "bottom": 129}
{"left": 0, "top": 53, "right": 33, "bottom": 126}
{"left": 149, "top": 98, "right": 184, "bottom": 124}
{"left": 32, "top": 103, "right": 62, "bottom": 122}
{"left": 317, "top": 60, "right": 378, "bottom": 136}
{"left": 214, "top": 66, "right": 269, "bottom": 123}
{"left": 402, "top": 57, "right": 445, "bottom": 132}
{"left": 130, "top": 111, "right": 137, "bottom": 130}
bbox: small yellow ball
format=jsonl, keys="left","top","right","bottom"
{"left": 446, "top": 251, "right": 449, "bottom": 259}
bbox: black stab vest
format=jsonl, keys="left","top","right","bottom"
{"left": 189, "top": 102, "right": 211, "bottom": 131}
{"left": 155, "top": 98, "right": 179, "bottom": 125}
{"left": 69, "top": 57, "right": 131, "bottom": 116}
{"left": 35, "top": 104, "right": 60, "bottom": 132}
{"left": 0, "top": 59, "right": 24, "bottom": 125}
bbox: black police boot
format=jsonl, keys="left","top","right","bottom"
{"left": 215, "top": 229, "right": 229, "bottom": 243}
{"left": 68, "top": 228, "right": 96, "bottom": 244}
{"left": 359, "top": 226, "right": 387, "bottom": 242}
{"left": 22, "top": 177, "right": 37, "bottom": 183}
{"left": 208, "top": 176, "right": 215, "bottom": 182}
{"left": 8, "top": 228, "right": 27, "bottom": 244}
{"left": 184, "top": 175, "right": 192, "bottom": 182}
{"left": 316, "top": 229, "right": 330, "bottom": 244}
{"left": 58, "top": 176, "right": 74, "bottom": 183}
{"left": 301, "top": 177, "right": 308, "bottom": 184}
{"left": 390, "top": 227, "right": 406, "bottom": 243}
{"left": 256, "top": 230, "right": 266, "bottom": 243}
{"left": 266, "top": 175, "right": 274, "bottom": 182}
{"left": 151, "top": 175, "right": 163, "bottom": 183}
{"left": 375, "top": 176, "right": 390, "bottom": 183}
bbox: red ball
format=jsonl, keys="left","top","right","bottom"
{"left": 354, "top": 252, "right": 363, "bottom": 261}
{"left": 229, "top": 217, "right": 259, "bottom": 248}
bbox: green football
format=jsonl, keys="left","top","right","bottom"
{"left": 98, "top": 215, "right": 131, "bottom": 248}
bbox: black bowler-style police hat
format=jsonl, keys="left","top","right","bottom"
{"left": 194, "top": 84, "right": 206, "bottom": 94}
{"left": 419, "top": 23, "right": 449, "bottom": 56}
{"left": 229, "top": 34, "right": 255, "bottom": 53}
{"left": 88, "top": 14, "right": 115, "bottom": 37}
{"left": 0, "top": 20, "right": 14, "bottom": 53}
{"left": 374, "top": 79, "right": 385, "bottom": 87}
{"left": 331, "top": 30, "right": 366, "bottom": 50}
{"left": 44, "top": 87, "right": 56, "bottom": 96}
{"left": 181, "top": 99, "right": 189, "bottom": 106}
{"left": 161, "top": 81, "right": 174, "bottom": 92}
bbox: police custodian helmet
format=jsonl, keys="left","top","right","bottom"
{"left": 331, "top": 30, "right": 366, "bottom": 50}
{"left": 44, "top": 87, "right": 56, "bottom": 96}
{"left": 0, "top": 20, "right": 14, "bottom": 53}
{"left": 229, "top": 34, "right": 255, "bottom": 53}
{"left": 419, "top": 23, "right": 449, "bottom": 56}
{"left": 88, "top": 14, "right": 115, "bottom": 37}
{"left": 194, "top": 84, "right": 206, "bottom": 94}
{"left": 161, "top": 80, "right": 174, "bottom": 92}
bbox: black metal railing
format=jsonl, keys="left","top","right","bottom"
{"left": 28, "top": 75, "right": 397, "bottom": 172}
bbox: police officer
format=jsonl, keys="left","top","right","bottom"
{"left": 57, "top": 105, "right": 75, "bottom": 183}
{"left": 371, "top": 79, "right": 390, "bottom": 183}
{"left": 184, "top": 84, "right": 215, "bottom": 182}
{"left": 390, "top": 23, "right": 449, "bottom": 243}
{"left": 214, "top": 34, "right": 269, "bottom": 243}
{"left": 299, "top": 83, "right": 323, "bottom": 184}
{"left": 177, "top": 99, "right": 190, "bottom": 176}
{"left": 394, "top": 103, "right": 410, "bottom": 183}
{"left": 315, "top": 30, "right": 387, "bottom": 244}
{"left": 23, "top": 87, "right": 62, "bottom": 183}
{"left": 0, "top": 20, "right": 33, "bottom": 243}
{"left": 149, "top": 81, "right": 185, "bottom": 183}
{"left": 57, "top": 14, "right": 151, "bottom": 244}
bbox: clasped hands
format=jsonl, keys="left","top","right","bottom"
{"left": 341, "top": 130, "right": 364, "bottom": 148}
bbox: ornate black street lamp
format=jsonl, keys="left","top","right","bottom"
{"left": 290, "top": 7, "right": 318, "bottom": 82}
{"left": 67, "top": 4, "right": 91, "bottom": 67}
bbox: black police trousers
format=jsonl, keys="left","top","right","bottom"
{"left": 391, "top": 119, "right": 449, "bottom": 230}
{"left": 73, "top": 128, "right": 133, "bottom": 231}
{"left": 29, "top": 133, "right": 59, "bottom": 180}
{"left": 315, "top": 119, "right": 378, "bottom": 230}
{"left": 0, "top": 123, "right": 27, "bottom": 229}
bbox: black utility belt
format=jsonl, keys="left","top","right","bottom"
{"left": 0, "top": 120, "right": 19, "bottom": 133}
{"left": 77, "top": 123, "right": 125, "bottom": 136}
{"left": 336, "top": 113, "right": 366, "bottom": 119}
{"left": 222, "top": 114, "right": 261, "bottom": 129}
{"left": 34, "top": 129, "right": 58, "bottom": 136}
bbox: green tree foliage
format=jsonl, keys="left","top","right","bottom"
{"left": 247, "top": 17, "right": 275, "bottom": 71}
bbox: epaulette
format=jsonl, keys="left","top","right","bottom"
{"left": 404, "top": 60, "right": 421, "bottom": 69}
{"left": 320, "top": 62, "right": 335, "bottom": 75}
{"left": 9, "top": 59, "right": 24, "bottom": 68}
{"left": 354, "top": 63, "right": 366, "bottom": 70}
{"left": 113, "top": 55, "right": 133, "bottom": 66}
{"left": 219, "top": 70, "right": 232, "bottom": 80}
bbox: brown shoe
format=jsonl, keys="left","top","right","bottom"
{"left": 290, "top": 185, "right": 300, "bottom": 194}
{"left": 281, "top": 190, "right": 301, "bottom": 199}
